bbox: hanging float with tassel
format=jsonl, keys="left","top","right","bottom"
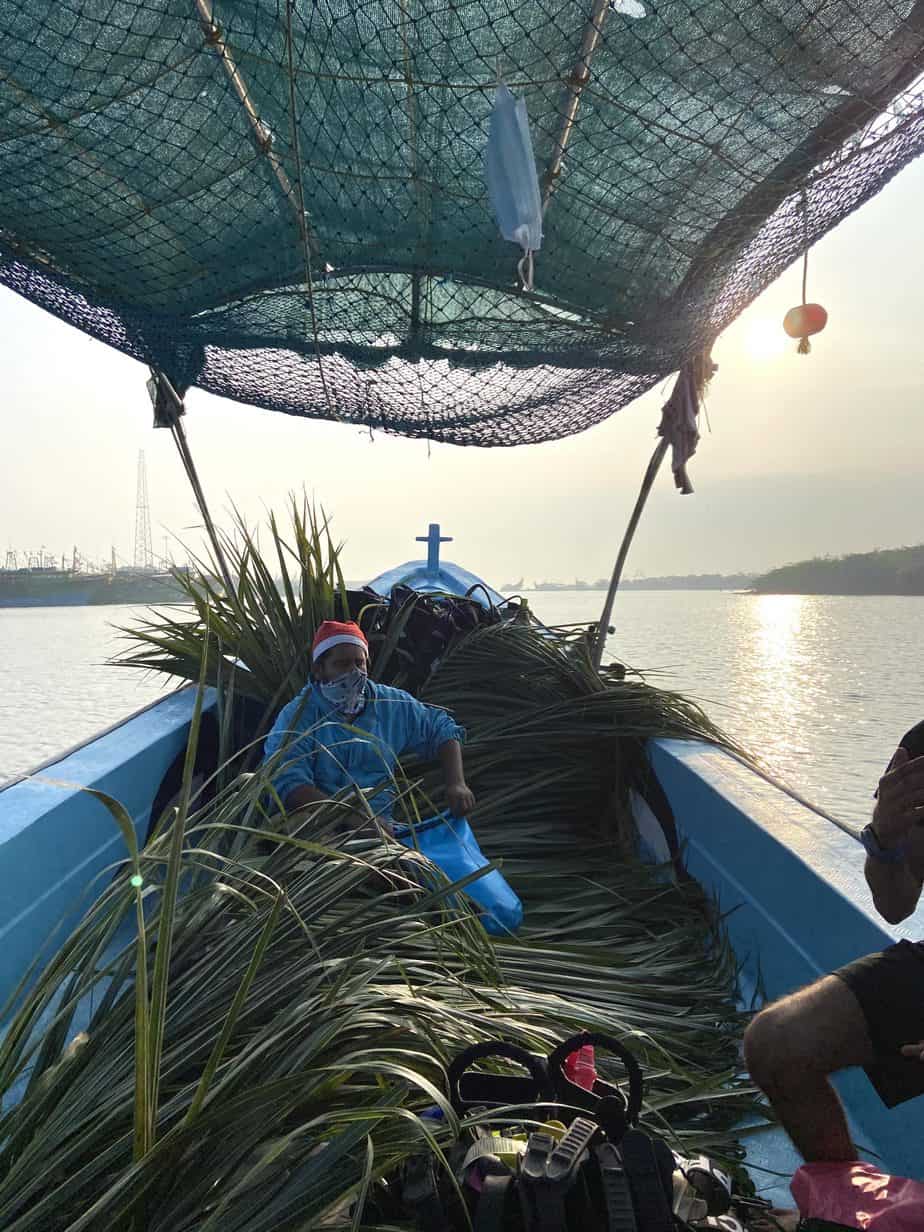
{"left": 784, "top": 301, "right": 828, "bottom": 354}
{"left": 784, "top": 190, "right": 828, "bottom": 354}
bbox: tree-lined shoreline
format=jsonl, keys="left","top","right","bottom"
{"left": 513, "top": 546, "right": 924, "bottom": 595}
{"left": 752, "top": 545, "right": 924, "bottom": 595}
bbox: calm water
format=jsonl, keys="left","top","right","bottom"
{"left": 1, "top": 592, "right": 921, "bottom": 826}
{"left": 0, "top": 605, "right": 169, "bottom": 781}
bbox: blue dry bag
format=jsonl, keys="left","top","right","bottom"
{"left": 395, "top": 813, "right": 523, "bottom": 936}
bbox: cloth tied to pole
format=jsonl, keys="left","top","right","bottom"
{"left": 657, "top": 358, "right": 714, "bottom": 495}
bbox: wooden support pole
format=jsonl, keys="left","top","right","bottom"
{"left": 542, "top": 0, "right": 611, "bottom": 211}
{"left": 592, "top": 437, "right": 669, "bottom": 670}
{"left": 195, "top": 0, "right": 315, "bottom": 254}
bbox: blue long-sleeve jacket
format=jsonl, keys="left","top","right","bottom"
{"left": 262, "top": 680, "right": 465, "bottom": 818}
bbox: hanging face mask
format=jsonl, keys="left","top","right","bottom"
{"left": 318, "top": 667, "right": 367, "bottom": 718}
{"left": 484, "top": 83, "right": 543, "bottom": 291}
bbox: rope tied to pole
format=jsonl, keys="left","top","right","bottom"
{"left": 591, "top": 352, "right": 715, "bottom": 668}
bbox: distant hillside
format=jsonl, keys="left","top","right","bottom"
{"left": 618, "top": 573, "right": 753, "bottom": 591}
{"left": 753, "top": 545, "right": 924, "bottom": 595}
{"left": 521, "top": 574, "right": 753, "bottom": 591}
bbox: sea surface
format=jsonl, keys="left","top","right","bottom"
{"left": 1, "top": 590, "right": 921, "bottom": 827}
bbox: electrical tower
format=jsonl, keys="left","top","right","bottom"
{"left": 133, "top": 450, "right": 153, "bottom": 570}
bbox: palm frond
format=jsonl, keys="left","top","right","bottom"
{"left": 0, "top": 508, "right": 773, "bottom": 1227}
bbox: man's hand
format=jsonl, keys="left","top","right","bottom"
{"left": 446, "top": 782, "right": 476, "bottom": 818}
{"left": 874, "top": 746, "right": 924, "bottom": 849}
{"left": 901, "top": 1040, "right": 924, "bottom": 1061}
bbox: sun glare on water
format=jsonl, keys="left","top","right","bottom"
{"left": 744, "top": 319, "right": 787, "bottom": 360}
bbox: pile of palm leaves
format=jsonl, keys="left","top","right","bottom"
{"left": 0, "top": 778, "right": 765, "bottom": 1230}
{"left": 417, "top": 621, "right": 745, "bottom": 851}
{"left": 114, "top": 496, "right": 522, "bottom": 706}
{"left": 114, "top": 497, "right": 514, "bottom": 763}
{"left": 0, "top": 504, "right": 771, "bottom": 1228}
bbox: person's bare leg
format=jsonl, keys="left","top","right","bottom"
{"left": 744, "top": 974, "right": 876, "bottom": 1164}
{"left": 749, "top": 1211, "right": 800, "bottom": 1231}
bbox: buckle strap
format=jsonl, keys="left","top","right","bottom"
{"left": 519, "top": 1131, "right": 557, "bottom": 1232}
{"left": 402, "top": 1153, "right": 450, "bottom": 1232}
{"left": 545, "top": 1117, "right": 599, "bottom": 1184}
{"left": 462, "top": 1134, "right": 525, "bottom": 1174}
{"left": 474, "top": 1173, "right": 514, "bottom": 1232}
{"left": 619, "top": 1129, "right": 673, "bottom": 1232}
{"left": 519, "top": 1117, "right": 599, "bottom": 1232}
{"left": 595, "top": 1142, "right": 638, "bottom": 1232}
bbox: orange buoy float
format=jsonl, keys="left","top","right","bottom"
{"left": 783, "top": 302, "right": 827, "bottom": 354}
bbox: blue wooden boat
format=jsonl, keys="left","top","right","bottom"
{"left": 366, "top": 524, "right": 507, "bottom": 612}
{"left": 2, "top": 3, "right": 923, "bottom": 1222}
{"left": 2, "top": 523, "right": 921, "bottom": 1214}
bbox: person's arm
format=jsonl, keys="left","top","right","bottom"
{"left": 865, "top": 847, "right": 924, "bottom": 925}
{"left": 282, "top": 785, "right": 373, "bottom": 836}
{"left": 285, "top": 784, "right": 327, "bottom": 810}
{"left": 262, "top": 689, "right": 327, "bottom": 823}
{"left": 397, "top": 693, "right": 473, "bottom": 816}
{"left": 439, "top": 739, "right": 476, "bottom": 817}
{"left": 864, "top": 746, "right": 924, "bottom": 924}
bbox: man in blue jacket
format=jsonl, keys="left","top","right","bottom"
{"left": 263, "top": 619, "right": 475, "bottom": 829}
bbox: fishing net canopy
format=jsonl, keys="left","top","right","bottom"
{"left": 0, "top": 0, "right": 922, "bottom": 444}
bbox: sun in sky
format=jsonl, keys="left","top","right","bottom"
{"left": 744, "top": 318, "right": 787, "bottom": 360}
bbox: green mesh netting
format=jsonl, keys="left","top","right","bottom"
{"left": 0, "top": 1, "right": 922, "bottom": 444}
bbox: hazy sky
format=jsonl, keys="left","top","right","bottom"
{"left": 2, "top": 156, "right": 922, "bottom": 587}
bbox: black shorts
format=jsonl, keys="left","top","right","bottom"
{"left": 835, "top": 940, "right": 924, "bottom": 1108}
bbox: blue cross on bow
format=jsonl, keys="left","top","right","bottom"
{"left": 416, "top": 523, "right": 452, "bottom": 575}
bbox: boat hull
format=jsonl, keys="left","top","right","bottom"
{"left": 2, "top": 560, "right": 921, "bottom": 1203}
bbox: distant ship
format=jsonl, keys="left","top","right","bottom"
{"left": 2, "top": 451, "right": 193, "bottom": 608}
{"left": 533, "top": 579, "right": 598, "bottom": 591}
{"left": 0, "top": 566, "right": 188, "bottom": 608}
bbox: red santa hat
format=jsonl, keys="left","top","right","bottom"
{"left": 311, "top": 619, "right": 369, "bottom": 664}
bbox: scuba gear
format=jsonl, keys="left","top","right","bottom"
{"left": 346, "top": 583, "right": 511, "bottom": 692}
{"left": 368, "top": 1031, "right": 741, "bottom": 1231}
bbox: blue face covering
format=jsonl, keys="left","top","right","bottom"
{"left": 318, "top": 667, "right": 367, "bottom": 718}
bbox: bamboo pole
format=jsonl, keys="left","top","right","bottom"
{"left": 592, "top": 437, "right": 669, "bottom": 670}
{"left": 542, "top": 0, "right": 611, "bottom": 211}
{"left": 196, "top": 1, "right": 333, "bottom": 410}
{"left": 195, "top": 0, "right": 315, "bottom": 255}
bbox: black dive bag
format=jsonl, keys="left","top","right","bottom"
{"left": 365, "top": 1031, "right": 746, "bottom": 1232}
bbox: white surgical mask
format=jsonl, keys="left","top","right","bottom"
{"left": 485, "top": 83, "right": 543, "bottom": 290}
{"left": 318, "top": 667, "right": 367, "bottom": 718}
